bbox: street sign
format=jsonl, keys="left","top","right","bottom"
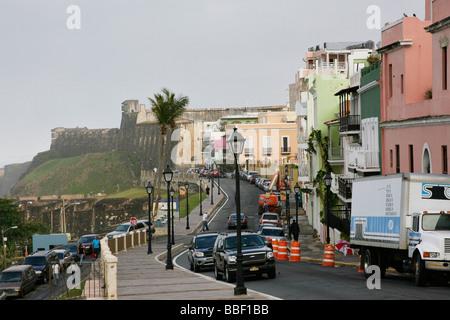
{"left": 130, "top": 217, "right": 138, "bottom": 226}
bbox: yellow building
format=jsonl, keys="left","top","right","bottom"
{"left": 225, "top": 111, "right": 298, "bottom": 178}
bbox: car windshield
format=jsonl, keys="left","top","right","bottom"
{"left": 224, "top": 235, "right": 265, "bottom": 249}
{"left": 115, "top": 225, "right": 130, "bottom": 232}
{"left": 263, "top": 215, "right": 278, "bottom": 220}
{"left": 61, "top": 244, "right": 77, "bottom": 252}
{"left": 23, "top": 256, "right": 46, "bottom": 266}
{"left": 56, "top": 252, "right": 65, "bottom": 259}
{"left": 261, "top": 228, "right": 284, "bottom": 236}
{"left": 78, "top": 236, "right": 96, "bottom": 243}
{"left": 194, "top": 236, "right": 218, "bottom": 249}
{"left": 0, "top": 272, "right": 22, "bottom": 282}
{"left": 422, "top": 214, "right": 450, "bottom": 231}
{"left": 230, "top": 214, "right": 244, "bottom": 220}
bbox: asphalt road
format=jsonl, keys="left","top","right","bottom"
{"left": 174, "top": 177, "right": 450, "bottom": 300}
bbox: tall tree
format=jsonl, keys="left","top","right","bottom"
{"left": 149, "top": 88, "right": 189, "bottom": 214}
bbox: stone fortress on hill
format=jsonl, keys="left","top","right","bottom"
{"left": 50, "top": 100, "right": 287, "bottom": 172}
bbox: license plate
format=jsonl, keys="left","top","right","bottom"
{"left": 250, "top": 266, "right": 259, "bottom": 271}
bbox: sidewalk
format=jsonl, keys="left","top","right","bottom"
{"left": 115, "top": 184, "right": 360, "bottom": 300}
{"left": 116, "top": 190, "right": 278, "bottom": 300}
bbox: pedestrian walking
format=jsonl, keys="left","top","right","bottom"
{"left": 202, "top": 212, "right": 209, "bottom": 231}
{"left": 92, "top": 236, "right": 100, "bottom": 259}
{"left": 289, "top": 219, "right": 300, "bottom": 241}
{"left": 52, "top": 261, "right": 60, "bottom": 285}
{"left": 78, "top": 243, "right": 85, "bottom": 262}
{"left": 264, "top": 200, "right": 269, "bottom": 213}
{"left": 206, "top": 186, "right": 210, "bottom": 197}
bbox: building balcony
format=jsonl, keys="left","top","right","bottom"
{"left": 262, "top": 147, "right": 272, "bottom": 156}
{"left": 331, "top": 173, "right": 354, "bottom": 203}
{"left": 348, "top": 147, "right": 380, "bottom": 174}
{"left": 244, "top": 148, "right": 254, "bottom": 156}
{"left": 281, "top": 146, "right": 291, "bottom": 154}
{"left": 328, "top": 146, "right": 344, "bottom": 163}
{"left": 339, "top": 115, "right": 360, "bottom": 134}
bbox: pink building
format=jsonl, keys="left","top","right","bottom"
{"left": 379, "top": 0, "right": 450, "bottom": 175}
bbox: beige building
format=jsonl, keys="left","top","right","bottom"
{"left": 225, "top": 111, "right": 298, "bottom": 177}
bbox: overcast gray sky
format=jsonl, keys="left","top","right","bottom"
{"left": 0, "top": 0, "right": 425, "bottom": 168}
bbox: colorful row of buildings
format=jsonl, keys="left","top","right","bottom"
{"left": 290, "top": 0, "right": 450, "bottom": 244}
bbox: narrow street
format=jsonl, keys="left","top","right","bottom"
{"left": 175, "top": 177, "right": 450, "bottom": 300}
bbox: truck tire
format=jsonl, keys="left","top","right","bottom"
{"left": 415, "top": 255, "right": 427, "bottom": 286}
{"left": 363, "top": 248, "right": 375, "bottom": 278}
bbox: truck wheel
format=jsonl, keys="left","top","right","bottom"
{"left": 363, "top": 249, "right": 374, "bottom": 278}
{"left": 415, "top": 255, "right": 427, "bottom": 286}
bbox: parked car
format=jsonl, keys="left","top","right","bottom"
{"left": 106, "top": 220, "right": 149, "bottom": 239}
{"left": 251, "top": 175, "right": 262, "bottom": 184}
{"left": 213, "top": 232, "right": 276, "bottom": 283}
{"left": 76, "top": 234, "right": 101, "bottom": 255}
{"left": 257, "top": 226, "right": 286, "bottom": 242}
{"left": 53, "top": 249, "right": 72, "bottom": 271}
{"left": 0, "top": 265, "right": 37, "bottom": 298}
{"left": 22, "top": 250, "right": 59, "bottom": 283}
{"left": 187, "top": 232, "right": 219, "bottom": 272}
{"left": 60, "top": 243, "right": 79, "bottom": 261}
{"left": 245, "top": 171, "right": 259, "bottom": 181}
{"left": 227, "top": 213, "right": 248, "bottom": 229}
{"left": 259, "top": 213, "right": 281, "bottom": 227}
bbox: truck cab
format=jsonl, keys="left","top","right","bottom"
{"left": 408, "top": 211, "right": 450, "bottom": 285}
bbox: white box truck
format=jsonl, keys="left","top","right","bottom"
{"left": 350, "top": 173, "right": 450, "bottom": 286}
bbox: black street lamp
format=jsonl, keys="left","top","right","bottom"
{"left": 323, "top": 172, "right": 332, "bottom": 244}
{"left": 170, "top": 186, "right": 175, "bottom": 245}
{"left": 227, "top": 127, "right": 247, "bottom": 296}
{"left": 185, "top": 181, "right": 190, "bottom": 230}
{"left": 294, "top": 183, "right": 301, "bottom": 224}
{"left": 145, "top": 181, "right": 154, "bottom": 254}
{"left": 199, "top": 177, "right": 203, "bottom": 216}
{"left": 210, "top": 162, "right": 214, "bottom": 205}
{"left": 163, "top": 165, "right": 174, "bottom": 270}
{"left": 217, "top": 164, "right": 221, "bottom": 195}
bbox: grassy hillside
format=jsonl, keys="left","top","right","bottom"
{"left": 11, "top": 152, "right": 140, "bottom": 197}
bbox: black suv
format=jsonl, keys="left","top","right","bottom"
{"left": 22, "top": 250, "right": 59, "bottom": 283}
{"left": 187, "top": 232, "right": 219, "bottom": 272}
{"left": 212, "top": 232, "right": 276, "bottom": 283}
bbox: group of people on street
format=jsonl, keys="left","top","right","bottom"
{"left": 51, "top": 236, "right": 101, "bottom": 286}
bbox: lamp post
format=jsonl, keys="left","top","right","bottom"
{"left": 170, "top": 186, "right": 175, "bottom": 245}
{"left": 323, "top": 172, "right": 332, "bottom": 244}
{"left": 217, "top": 164, "right": 221, "bottom": 195}
{"left": 210, "top": 162, "right": 214, "bottom": 205}
{"left": 286, "top": 187, "right": 291, "bottom": 224}
{"left": 163, "top": 165, "right": 174, "bottom": 270}
{"left": 227, "top": 127, "right": 247, "bottom": 295}
{"left": 2, "top": 226, "right": 18, "bottom": 269}
{"left": 294, "top": 183, "right": 300, "bottom": 223}
{"left": 199, "top": 177, "right": 203, "bottom": 216}
{"left": 145, "top": 181, "right": 154, "bottom": 254}
{"left": 185, "top": 181, "right": 190, "bottom": 230}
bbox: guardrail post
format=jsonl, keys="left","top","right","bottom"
{"left": 104, "top": 252, "right": 118, "bottom": 300}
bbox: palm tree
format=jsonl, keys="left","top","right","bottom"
{"left": 149, "top": 88, "right": 189, "bottom": 214}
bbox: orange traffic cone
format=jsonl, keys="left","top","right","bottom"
{"left": 272, "top": 239, "right": 278, "bottom": 259}
{"left": 358, "top": 255, "right": 364, "bottom": 273}
{"left": 277, "top": 240, "right": 288, "bottom": 260}
{"left": 322, "top": 244, "right": 335, "bottom": 267}
{"left": 289, "top": 241, "right": 301, "bottom": 262}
